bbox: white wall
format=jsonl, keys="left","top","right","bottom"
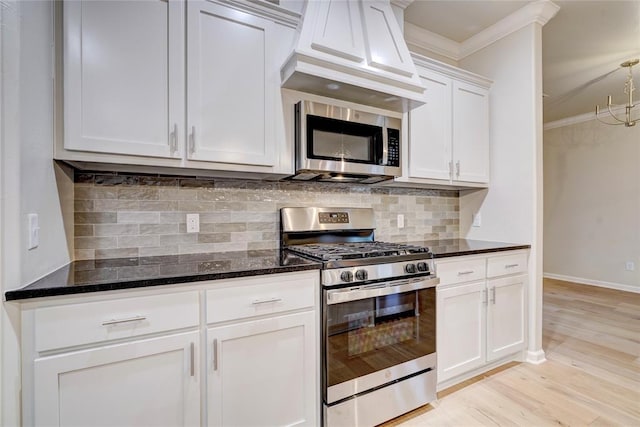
{"left": 544, "top": 119, "right": 640, "bottom": 291}
{"left": 457, "top": 23, "right": 546, "bottom": 363}
{"left": 1, "top": 1, "right": 73, "bottom": 424}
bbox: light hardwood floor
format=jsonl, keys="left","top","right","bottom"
{"left": 387, "top": 278, "right": 640, "bottom": 426}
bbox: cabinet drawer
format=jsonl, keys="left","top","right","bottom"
{"left": 206, "top": 272, "right": 317, "bottom": 324}
{"left": 436, "top": 257, "right": 486, "bottom": 285}
{"left": 487, "top": 252, "right": 527, "bottom": 277}
{"left": 35, "top": 292, "right": 199, "bottom": 352}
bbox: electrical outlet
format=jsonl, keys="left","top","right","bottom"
{"left": 625, "top": 261, "right": 635, "bottom": 271}
{"left": 397, "top": 214, "right": 405, "bottom": 229}
{"left": 27, "top": 213, "right": 39, "bottom": 250}
{"left": 472, "top": 212, "right": 482, "bottom": 227}
{"left": 186, "top": 214, "right": 200, "bottom": 233}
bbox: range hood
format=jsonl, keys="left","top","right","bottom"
{"left": 281, "top": 0, "right": 425, "bottom": 112}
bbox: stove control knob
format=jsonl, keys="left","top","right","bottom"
{"left": 355, "top": 269, "right": 368, "bottom": 281}
{"left": 405, "top": 263, "right": 417, "bottom": 274}
{"left": 417, "top": 262, "right": 429, "bottom": 272}
{"left": 341, "top": 271, "right": 354, "bottom": 282}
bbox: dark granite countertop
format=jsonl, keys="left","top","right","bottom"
{"left": 5, "top": 240, "right": 529, "bottom": 302}
{"left": 412, "top": 239, "right": 531, "bottom": 258}
{"left": 5, "top": 250, "right": 321, "bottom": 301}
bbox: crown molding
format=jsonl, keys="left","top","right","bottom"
{"left": 543, "top": 105, "right": 629, "bottom": 130}
{"left": 391, "top": 0, "right": 414, "bottom": 10}
{"left": 460, "top": 0, "right": 560, "bottom": 59}
{"left": 405, "top": 1, "right": 560, "bottom": 61}
{"left": 404, "top": 22, "right": 460, "bottom": 61}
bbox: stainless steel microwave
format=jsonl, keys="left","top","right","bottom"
{"left": 291, "top": 101, "right": 402, "bottom": 184}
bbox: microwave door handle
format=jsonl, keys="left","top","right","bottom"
{"left": 381, "top": 126, "right": 389, "bottom": 166}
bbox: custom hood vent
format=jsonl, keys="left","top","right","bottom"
{"left": 281, "top": 0, "right": 425, "bottom": 112}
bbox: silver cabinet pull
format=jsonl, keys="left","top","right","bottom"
{"left": 490, "top": 287, "right": 496, "bottom": 304}
{"left": 482, "top": 288, "right": 487, "bottom": 305}
{"left": 212, "top": 339, "right": 218, "bottom": 371}
{"left": 101, "top": 315, "right": 146, "bottom": 326}
{"left": 170, "top": 123, "right": 178, "bottom": 154}
{"left": 505, "top": 264, "right": 519, "bottom": 269}
{"left": 189, "top": 125, "right": 196, "bottom": 155}
{"left": 252, "top": 297, "right": 282, "bottom": 305}
{"left": 190, "top": 342, "right": 195, "bottom": 377}
{"left": 457, "top": 270, "right": 474, "bottom": 276}
{"left": 456, "top": 160, "right": 461, "bottom": 177}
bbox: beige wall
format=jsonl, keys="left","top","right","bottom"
{"left": 544, "top": 119, "right": 640, "bottom": 291}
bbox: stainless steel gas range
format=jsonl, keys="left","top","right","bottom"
{"left": 280, "top": 207, "right": 439, "bottom": 427}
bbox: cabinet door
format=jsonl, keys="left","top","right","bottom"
{"left": 408, "top": 70, "right": 452, "bottom": 181}
{"left": 187, "top": 1, "right": 275, "bottom": 167}
{"left": 437, "top": 281, "right": 486, "bottom": 382}
{"left": 208, "top": 311, "right": 317, "bottom": 427}
{"left": 452, "top": 81, "right": 489, "bottom": 183}
{"left": 64, "top": 0, "right": 184, "bottom": 158}
{"left": 34, "top": 331, "right": 200, "bottom": 426}
{"left": 486, "top": 275, "right": 526, "bottom": 361}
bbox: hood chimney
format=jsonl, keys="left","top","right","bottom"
{"left": 281, "top": 0, "right": 425, "bottom": 112}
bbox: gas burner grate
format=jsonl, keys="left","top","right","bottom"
{"left": 287, "top": 242, "right": 430, "bottom": 261}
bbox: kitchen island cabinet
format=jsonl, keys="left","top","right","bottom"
{"left": 435, "top": 249, "right": 527, "bottom": 388}
{"left": 57, "top": 0, "right": 298, "bottom": 177}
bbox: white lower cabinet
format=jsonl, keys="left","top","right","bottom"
{"left": 436, "top": 251, "right": 527, "bottom": 385}
{"left": 437, "top": 280, "right": 486, "bottom": 381}
{"left": 34, "top": 331, "right": 200, "bottom": 426}
{"left": 207, "top": 311, "right": 316, "bottom": 427}
{"left": 486, "top": 275, "right": 526, "bottom": 361}
{"left": 23, "top": 271, "right": 320, "bottom": 427}
{"left": 205, "top": 272, "right": 319, "bottom": 427}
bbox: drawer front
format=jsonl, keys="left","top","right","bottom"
{"left": 206, "top": 272, "right": 318, "bottom": 324}
{"left": 35, "top": 291, "right": 199, "bottom": 352}
{"left": 436, "top": 257, "right": 486, "bottom": 285}
{"left": 487, "top": 252, "right": 528, "bottom": 277}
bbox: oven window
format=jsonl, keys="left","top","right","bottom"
{"left": 307, "top": 115, "right": 382, "bottom": 164}
{"left": 325, "top": 288, "right": 436, "bottom": 388}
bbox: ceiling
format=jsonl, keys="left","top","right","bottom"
{"left": 404, "top": 0, "right": 640, "bottom": 124}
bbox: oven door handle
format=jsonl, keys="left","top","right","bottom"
{"left": 326, "top": 276, "right": 439, "bottom": 304}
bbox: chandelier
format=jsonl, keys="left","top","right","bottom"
{"left": 595, "top": 58, "right": 638, "bottom": 127}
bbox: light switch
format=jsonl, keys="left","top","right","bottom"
{"left": 472, "top": 213, "right": 482, "bottom": 227}
{"left": 28, "top": 213, "right": 39, "bottom": 250}
{"left": 397, "top": 214, "right": 405, "bottom": 229}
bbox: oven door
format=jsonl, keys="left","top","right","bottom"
{"left": 323, "top": 276, "right": 437, "bottom": 405}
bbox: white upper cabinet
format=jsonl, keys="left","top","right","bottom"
{"left": 63, "top": 0, "right": 184, "bottom": 159}
{"left": 452, "top": 81, "right": 490, "bottom": 183}
{"left": 408, "top": 69, "right": 452, "bottom": 181}
{"left": 58, "top": 0, "right": 298, "bottom": 175}
{"left": 186, "top": 1, "right": 275, "bottom": 167}
{"left": 398, "top": 54, "right": 492, "bottom": 188}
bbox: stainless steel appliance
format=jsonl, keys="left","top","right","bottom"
{"left": 280, "top": 207, "right": 438, "bottom": 427}
{"left": 291, "top": 101, "right": 402, "bottom": 184}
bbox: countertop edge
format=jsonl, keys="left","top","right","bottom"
{"left": 4, "top": 263, "right": 321, "bottom": 302}
{"left": 432, "top": 244, "right": 531, "bottom": 259}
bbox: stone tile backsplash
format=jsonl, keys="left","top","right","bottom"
{"left": 73, "top": 172, "right": 460, "bottom": 260}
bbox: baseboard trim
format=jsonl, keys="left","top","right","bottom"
{"left": 525, "top": 349, "right": 547, "bottom": 365}
{"left": 543, "top": 273, "right": 639, "bottom": 294}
